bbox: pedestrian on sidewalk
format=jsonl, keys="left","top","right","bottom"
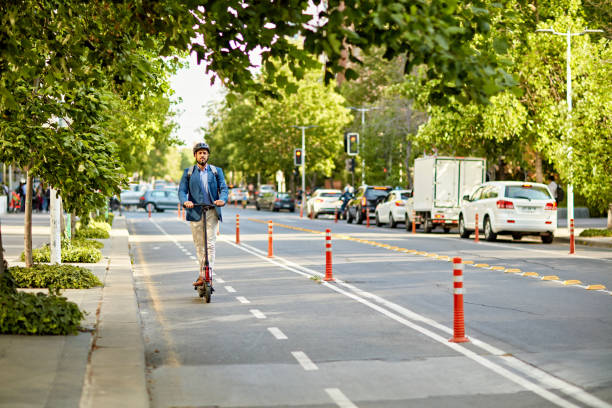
{"left": 178, "top": 142, "right": 229, "bottom": 287}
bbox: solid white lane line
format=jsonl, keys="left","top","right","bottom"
{"left": 225, "top": 286, "right": 236, "bottom": 293}
{"left": 291, "top": 351, "right": 318, "bottom": 371}
{"left": 220, "top": 237, "right": 606, "bottom": 408}
{"left": 236, "top": 296, "right": 250, "bottom": 304}
{"left": 268, "top": 327, "right": 288, "bottom": 340}
{"left": 250, "top": 309, "right": 266, "bottom": 319}
{"left": 325, "top": 388, "right": 358, "bottom": 408}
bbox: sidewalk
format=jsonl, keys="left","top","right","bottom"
{"left": 554, "top": 217, "right": 612, "bottom": 249}
{"left": 0, "top": 214, "right": 148, "bottom": 408}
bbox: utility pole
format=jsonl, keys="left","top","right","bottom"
{"left": 349, "top": 106, "right": 379, "bottom": 185}
{"left": 536, "top": 27, "right": 603, "bottom": 234}
{"left": 292, "top": 125, "right": 317, "bottom": 216}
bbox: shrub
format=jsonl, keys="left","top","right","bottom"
{"left": 21, "top": 239, "right": 103, "bottom": 263}
{"left": 94, "top": 213, "right": 114, "bottom": 226}
{"left": 0, "top": 291, "right": 84, "bottom": 335}
{"left": 75, "top": 226, "right": 110, "bottom": 239}
{"left": 8, "top": 264, "right": 103, "bottom": 289}
{"left": 579, "top": 228, "right": 612, "bottom": 237}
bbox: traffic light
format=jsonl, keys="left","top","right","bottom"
{"left": 294, "top": 148, "right": 303, "bottom": 166}
{"left": 345, "top": 132, "right": 359, "bottom": 156}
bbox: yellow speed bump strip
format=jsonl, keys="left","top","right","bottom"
{"left": 541, "top": 276, "right": 559, "bottom": 281}
{"left": 462, "top": 260, "right": 474, "bottom": 265}
{"left": 504, "top": 268, "right": 521, "bottom": 273}
{"left": 522, "top": 272, "right": 539, "bottom": 277}
{"left": 587, "top": 284, "right": 606, "bottom": 291}
{"left": 563, "top": 280, "right": 582, "bottom": 286}
{"left": 490, "top": 266, "right": 505, "bottom": 271}
{"left": 475, "top": 263, "right": 490, "bottom": 268}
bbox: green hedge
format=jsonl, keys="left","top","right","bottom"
{"left": 0, "top": 291, "right": 84, "bottom": 335}
{"left": 94, "top": 213, "right": 114, "bottom": 226}
{"left": 75, "top": 226, "right": 110, "bottom": 239}
{"left": 579, "top": 228, "right": 612, "bottom": 237}
{"left": 8, "top": 264, "right": 103, "bottom": 289}
{"left": 22, "top": 245, "right": 102, "bottom": 263}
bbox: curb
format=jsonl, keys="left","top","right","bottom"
{"left": 553, "top": 236, "right": 612, "bottom": 250}
{"left": 79, "top": 215, "right": 149, "bottom": 408}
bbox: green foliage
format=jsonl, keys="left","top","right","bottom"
{"left": 76, "top": 221, "right": 111, "bottom": 239}
{"left": 94, "top": 213, "right": 114, "bottom": 226}
{"left": 0, "top": 291, "right": 84, "bottom": 335}
{"left": 579, "top": 229, "right": 612, "bottom": 237}
{"left": 21, "top": 237, "right": 103, "bottom": 263}
{"left": 8, "top": 264, "right": 102, "bottom": 289}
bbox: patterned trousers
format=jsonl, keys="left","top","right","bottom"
{"left": 190, "top": 209, "right": 219, "bottom": 276}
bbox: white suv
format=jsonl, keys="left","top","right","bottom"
{"left": 458, "top": 181, "right": 557, "bottom": 243}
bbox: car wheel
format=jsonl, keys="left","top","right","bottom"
{"left": 443, "top": 227, "right": 450, "bottom": 233}
{"left": 484, "top": 217, "right": 497, "bottom": 242}
{"left": 459, "top": 216, "right": 471, "bottom": 238}
{"left": 389, "top": 213, "right": 397, "bottom": 228}
{"left": 356, "top": 207, "right": 364, "bottom": 224}
{"left": 256, "top": 203, "right": 260, "bottom": 211}
{"left": 375, "top": 212, "right": 383, "bottom": 227}
{"left": 314, "top": 211, "right": 318, "bottom": 219}
{"left": 273, "top": 207, "right": 279, "bottom": 212}
{"left": 541, "top": 233, "right": 554, "bottom": 244}
{"left": 512, "top": 233, "right": 522, "bottom": 241}
{"left": 424, "top": 217, "right": 433, "bottom": 233}
{"left": 405, "top": 215, "right": 413, "bottom": 232}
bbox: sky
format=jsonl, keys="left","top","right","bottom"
{"left": 168, "top": 55, "right": 226, "bottom": 149}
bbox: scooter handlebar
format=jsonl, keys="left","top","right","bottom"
{"left": 183, "top": 203, "right": 217, "bottom": 210}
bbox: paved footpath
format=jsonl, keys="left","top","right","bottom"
{"left": 0, "top": 214, "right": 148, "bottom": 408}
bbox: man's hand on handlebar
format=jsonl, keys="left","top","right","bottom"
{"left": 183, "top": 200, "right": 225, "bottom": 208}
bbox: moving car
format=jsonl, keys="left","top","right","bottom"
{"left": 228, "top": 188, "right": 248, "bottom": 204}
{"left": 458, "top": 181, "right": 557, "bottom": 243}
{"left": 256, "top": 191, "right": 295, "bottom": 212}
{"left": 374, "top": 189, "right": 412, "bottom": 228}
{"left": 306, "top": 189, "right": 342, "bottom": 218}
{"left": 346, "top": 185, "right": 392, "bottom": 224}
{"left": 137, "top": 189, "right": 180, "bottom": 212}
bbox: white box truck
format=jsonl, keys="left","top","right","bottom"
{"left": 406, "top": 156, "right": 486, "bottom": 233}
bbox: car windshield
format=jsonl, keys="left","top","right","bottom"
{"left": 277, "top": 193, "right": 291, "bottom": 199}
{"left": 366, "top": 188, "right": 391, "bottom": 199}
{"left": 320, "top": 192, "right": 341, "bottom": 198}
{"left": 505, "top": 185, "right": 551, "bottom": 200}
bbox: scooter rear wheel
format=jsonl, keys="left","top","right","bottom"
{"left": 204, "top": 283, "right": 212, "bottom": 303}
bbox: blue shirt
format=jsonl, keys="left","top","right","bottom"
{"left": 198, "top": 165, "right": 213, "bottom": 205}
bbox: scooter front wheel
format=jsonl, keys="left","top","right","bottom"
{"left": 204, "top": 282, "right": 212, "bottom": 303}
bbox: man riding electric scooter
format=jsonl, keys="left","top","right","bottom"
{"left": 179, "top": 142, "right": 229, "bottom": 300}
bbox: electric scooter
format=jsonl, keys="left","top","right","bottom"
{"left": 186, "top": 203, "right": 216, "bottom": 303}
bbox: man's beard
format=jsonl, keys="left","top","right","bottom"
{"left": 197, "top": 158, "right": 208, "bottom": 166}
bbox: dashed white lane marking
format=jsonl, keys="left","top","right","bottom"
{"left": 236, "top": 296, "right": 250, "bottom": 304}
{"left": 267, "top": 327, "right": 288, "bottom": 340}
{"left": 189, "top": 256, "right": 197, "bottom": 260}
{"left": 224, "top": 238, "right": 605, "bottom": 408}
{"left": 291, "top": 351, "right": 318, "bottom": 371}
{"left": 216, "top": 277, "right": 225, "bottom": 283}
{"left": 225, "top": 286, "right": 236, "bottom": 293}
{"left": 153, "top": 246, "right": 160, "bottom": 250}
{"left": 325, "top": 388, "right": 358, "bottom": 408}
{"left": 250, "top": 309, "right": 266, "bottom": 319}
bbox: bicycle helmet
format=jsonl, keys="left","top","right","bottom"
{"left": 193, "top": 142, "right": 210, "bottom": 155}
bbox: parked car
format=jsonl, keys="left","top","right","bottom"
{"left": 346, "top": 185, "right": 392, "bottom": 224}
{"left": 120, "top": 184, "right": 149, "bottom": 209}
{"left": 228, "top": 188, "right": 248, "bottom": 204}
{"left": 305, "top": 189, "right": 342, "bottom": 218}
{"left": 374, "top": 189, "right": 412, "bottom": 228}
{"left": 256, "top": 191, "right": 295, "bottom": 212}
{"left": 137, "top": 189, "right": 180, "bottom": 212}
{"left": 458, "top": 181, "right": 557, "bottom": 243}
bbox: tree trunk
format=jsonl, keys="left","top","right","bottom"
{"left": 0, "top": 218, "right": 5, "bottom": 279}
{"left": 405, "top": 140, "right": 412, "bottom": 189}
{"left": 608, "top": 203, "right": 612, "bottom": 230}
{"left": 534, "top": 150, "right": 543, "bottom": 183}
{"left": 24, "top": 170, "right": 33, "bottom": 267}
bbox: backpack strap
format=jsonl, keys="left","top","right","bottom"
{"left": 186, "top": 164, "right": 221, "bottom": 197}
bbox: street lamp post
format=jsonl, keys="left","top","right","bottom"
{"left": 292, "top": 125, "right": 317, "bottom": 217}
{"left": 349, "top": 106, "right": 379, "bottom": 185}
{"left": 536, "top": 27, "right": 603, "bottom": 240}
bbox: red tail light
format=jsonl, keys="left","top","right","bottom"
{"left": 496, "top": 200, "right": 514, "bottom": 209}
{"left": 139, "top": 196, "right": 145, "bottom": 201}
{"left": 316, "top": 199, "right": 324, "bottom": 203}
{"left": 394, "top": 201, "right": 405, "bottom": 207}
{"left": 545, "top": 202, "right": 557, "bottom": 210}
{"left": 275, "top": 198, "right": 280, "bottom": 202}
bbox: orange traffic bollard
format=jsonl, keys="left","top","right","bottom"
{"left": 474, "top": 213, "right": 480, "bottom": 243}
{"left": 366, "top": 208, "right": 370, "bottom": 227}
{"left": 334, "top": 208, "right": 338, "bottom": 223}
{"left": 569, "top": 218, "right": 575, "bottom": 254}
{"left": 236, "top": 214, "right": 240, "bottom": 244}
{"left": 148, "top": 205, "right": 151, "bottom": 219}
{"left": 324, "top": 229, "right": 334, "bottom": 281}
{"left": 449, "top": 257, "right": 469, "bottom": 343}
{"left": 267, "top": 221, "right": 273, "bottom": 257}
{"left": 177, "top": 203, "right": 181, "bottom": 219}
{"left": 300, "top": 203, "right": 304, "bottom": 218}
{"left": 182, "top": 206, "right": 186, "bottom": 221}
{"left": 412, "top": 210, "right": 416, "bottom": 234}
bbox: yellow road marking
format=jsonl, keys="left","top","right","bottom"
{"left": 490, "top": 266, "right": 505, "bottom": 271}
{"left": 586, "top": 284, "right": 606, "bottom": 291}
{"left": 475, "top": 263, "right": 490, "bottom": 268}
{"left": 522, "top": 272, "right": 539, "bottom": 277}
{"left": 541, "top": 275, "right": 559, "bottom": 281}
{"left": 504, "top": 268, "right": 521, "bottom": 273}
{"left": 563, "top": 280, "right": 582, "bottom": 286}
{"left": 462, "top": 260, "right": 474, "bottom": 264}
